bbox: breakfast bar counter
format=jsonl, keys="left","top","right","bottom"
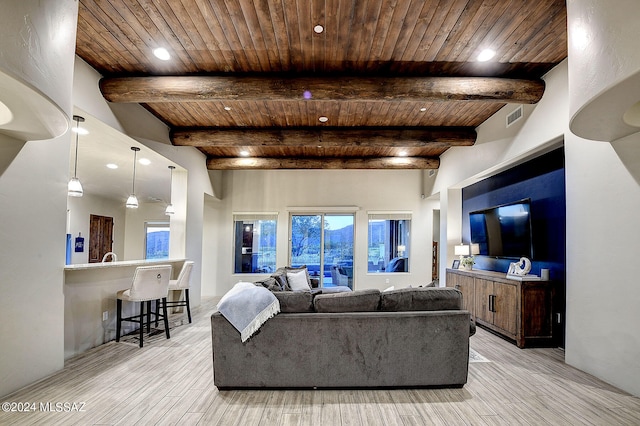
{"left": 64, "top": 259, "right": 186, "bottom": 359}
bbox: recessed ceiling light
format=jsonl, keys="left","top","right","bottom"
{"left": 318, "top": 116, "right": 328, "bottom": 123}
{"left": 314, "top": 25, "right": 324, "bottom": 34}
{"left": 106, "top": 163, "right": 118, "bottom": 169}
{"left": 224, "top": 106, "right": 231, "bottom": 111}
{"left": 153, "top": 47, "right": 171, "bottom": 61}
{"left": 239, "top": 150, "right": 249, "bottom": 157}
{"left": 477, "top": 48, "right": 496, "bottom": 62}
{"left": 398, "top": 151, "right": 408, "bottom": 157}
{"left": 420, "top": 107, "right": 427, "bottom": 112}
{"left": 139, "top": 158, "right": 151, "bottom": 165}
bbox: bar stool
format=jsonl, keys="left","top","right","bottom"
{"left": 116, "top": 265, "right": 172, "bottom": 347}
{"left": 163, "top": 261, "right": 194, "bottom": 323}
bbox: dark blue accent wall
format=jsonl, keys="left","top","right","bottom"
{"left": 462, "top": 147, "right": 566, "bottom": 281}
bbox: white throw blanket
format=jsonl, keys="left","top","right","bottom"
{"left": 217, "top": 282, "right": 280, "bottom": 342}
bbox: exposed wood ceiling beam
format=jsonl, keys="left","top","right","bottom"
{"left": 207, "top": 157, "right": 439, "bottom": 170}
{"left": 172, "top": 127, "right": 476, "bottom": 148}
{"left": 100, "top": 76, "right": 544, "bottom": 104}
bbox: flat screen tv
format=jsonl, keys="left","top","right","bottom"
{"left": 469, "top": 199, "right": 533, "bottom": 259}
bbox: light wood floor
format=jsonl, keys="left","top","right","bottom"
{"left": 2, "top": 297, "right": 639, "bottom": 426}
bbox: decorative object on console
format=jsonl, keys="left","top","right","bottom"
{"left": 452, "top": 259, "right": 460, "bottom": 269}
{"left": 506, "top": 257, "right": 540, "bottom": 280}
{"left": 461, "top": 256, "right": 475, "bottom": 271}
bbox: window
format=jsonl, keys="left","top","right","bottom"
{"left": 145, "top": 222, "right": 170, "bottom": 260}
{"left": 233, "top": 214, "right": 277, "bottom": 273}
{"left": 368, "top": 213, "right": 411, "bottom": 273}
{"left": 290, "top": 213, "right": 354, "bottom": 288}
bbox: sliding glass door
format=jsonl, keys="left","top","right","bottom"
{"left": 290, "top": 213, "right": 354, "bottom": 288}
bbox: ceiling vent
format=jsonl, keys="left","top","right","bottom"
{"left": 506, "top": 105, "right": 523, "bottom": 128}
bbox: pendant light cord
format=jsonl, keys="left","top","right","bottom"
{"left": 131, "top": 148, "right": 137, "bottom": 193}
{"left": 73, "top": 122, "right": 80, "bottom": 178}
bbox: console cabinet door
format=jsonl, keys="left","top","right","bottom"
{"left": 474, "top": 278, "right": 494, "bottom": 324}
{"left": 493, "top": 282, "right": 518, "bottom": 336}
{"left": 447, "top": 271, "right": 475, "bottom": 315}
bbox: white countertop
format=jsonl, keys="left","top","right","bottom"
{"left": 65, "top": 258, "right": 186, "bottom": 271}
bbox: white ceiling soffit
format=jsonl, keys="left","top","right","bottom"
{"left": 570, "top": 68, "right": 640, "bottom": 142}
{"left": 0, "top": 69, "right": 69, "bottom": 141}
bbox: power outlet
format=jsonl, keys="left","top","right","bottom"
{"left": 102, "top": 311, "right": 108, "bottom": 321}
{"left": 385, "top": 278, "right": 390, "bottom": 284}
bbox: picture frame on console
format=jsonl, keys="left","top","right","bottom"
{"left": 452, "top": 259, "right": 460, "bottom": 269}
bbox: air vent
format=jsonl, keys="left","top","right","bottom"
{"left": 428, "top": 169, "right": 436, "bottom": 178}
{"left": 506, "top": 105, "right": 523, "bottom": 128}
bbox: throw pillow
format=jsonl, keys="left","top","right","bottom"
{"left": 270, "top": 268, "right": 292, "bottom": 291}
{"left": 287, "top": 269, "right": 311, "bottom": 291}
{"left": 285, "top": 265, "right": 311, "bottom": 286}
{"left": 254, "top": 277, "right": 282, "bottom": 292}
{"left": 314, "top": 289, "right": 381, "bottom": 312}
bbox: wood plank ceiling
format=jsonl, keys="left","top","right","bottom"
{"left": 75, "top": 0, "right": 567, "bottom": 170}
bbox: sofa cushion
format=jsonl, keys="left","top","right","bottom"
{"left": 314, "top": 289, "right": 381, "bottom": 312}
{"left": 380, "top": 287, "right": 462, "bottom": 311}
{"left": 273, "top": 291, "right": 314, "bottom": 313}
{"left": 287, "top": 269, "right": 311, "bottom": 291}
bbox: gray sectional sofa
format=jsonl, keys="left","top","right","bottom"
{"left": 211, "top": 285, "right": 475, "bottom": 389}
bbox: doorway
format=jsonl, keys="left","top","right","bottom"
{"left": 289, "top": 213, "right": 354, "bottom": 288}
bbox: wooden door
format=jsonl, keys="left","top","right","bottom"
{"left": 493, "top": 281, "right": 518, "bottom": 336}
{"left": 89, "top": 214, "right": 114, "bottom": 263}
{"left": 474, "top": 278, "right": 494, "bottom": 324}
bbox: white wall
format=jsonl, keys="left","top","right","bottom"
{"left": 564, "top": 0, "right": 640, "bottom": 396}
{"left": 565, "top": 132, "right": 640, "bottom": 396}
{"left": 208, "top": 169, "right": 435, "bottom": 297}
{"left": 0, "top": 0, "right": 78, "bottom": 397}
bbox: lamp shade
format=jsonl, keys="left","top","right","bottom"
{"left": 454, "top": 244, "right": 470, "bottom": 256}
{"left": 67, "top": 177, "right": 83, "bottom": 197}
{"left": 126, "top": 194, "right": 138, "bottom": 209}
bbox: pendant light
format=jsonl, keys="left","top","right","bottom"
{"left": 165, "top": 165, "right": 175, "bottom": 215}
{"left": 126, "top": 146, "right": 140, "bottom": 208}
{"left": 68, "top": 115, "right": 85, "bottom": 197}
